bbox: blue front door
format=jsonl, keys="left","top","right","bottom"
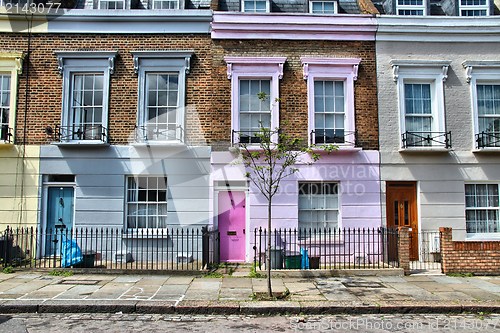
{"left": 45, "top": 187, "right": 74, "bottom": 256}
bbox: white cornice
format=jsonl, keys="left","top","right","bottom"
{"left": 377, "top": 16, "right": 500, "bottom": 42}
{"left": 55, "top": 51, "right": 118, "bottom": 74}
{"left": 462, "top": 61, "right": 500, "bottom": 83}
{"left": 390, "top": 60, "right": 451, "bottom": 82}
{"left": 131, "top": 50, "right": 194, "bottom": 74}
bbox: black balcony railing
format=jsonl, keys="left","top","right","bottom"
{"left": 1, "top": 226, "right": 220, "bottom": 271}
{"left": 401, "top": 131, "right": 452, "bottom": 149}
{"left": 310, "top": 129, "right": 357, "bottom": 146}
{"left": 56, "top": 124, "right": 108, "bottom": 143}
{"left": 476, "top": 131, "right": 500, "bottom": 149}
{"left": 232, "top": 129, "right": 266, "bottom": 145}
{"left": 0, "top": 124, "right": 12, "bottom": 143}
{"left": 253, "top": 227, "right": 399, "bottom": 270}
{"left": 135, "top": 124, "right": 183, "bottom": 143}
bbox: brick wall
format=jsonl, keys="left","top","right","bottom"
{"left": 440, "top": 227, "right": 500, "bottom": 275}
{"left": 6, "top": 33, "right": 212, "bottom": 146}
{"left": 210, "top": 39, "right": 379, "bottom": 151}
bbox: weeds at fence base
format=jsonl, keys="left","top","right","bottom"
{"left": 49, "top": 269, "right": 74, "bottom": 277}
{"left": 447, "top": 272, "right": 474, "bottom": 278}
{"left": 2, "top": 266, "right": 14, "bottom": 274}
{"left": 249, "top": 264, "right": 265, "bottom": 278}
{"left": 203, "top": 271, "right": 224, "bottom": 278}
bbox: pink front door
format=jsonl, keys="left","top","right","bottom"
{"left": 218, "top": 191, "right": 246, "bottom": 262}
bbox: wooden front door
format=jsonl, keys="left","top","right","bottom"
{"left": 386, "top": 182, "right": 418, "bottom": 261}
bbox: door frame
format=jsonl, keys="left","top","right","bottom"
{"left": 385, "top": 181, "right": 419, "bottom": 261}
{"left": 214, "top": 181, "right": 249, "bottom": 262}
{"left": 41, "top": 181, "right": 76, "bottom": 257}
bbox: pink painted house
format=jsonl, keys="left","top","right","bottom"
{"left": 209, "top": 1, "right": 381, "bottom": 263}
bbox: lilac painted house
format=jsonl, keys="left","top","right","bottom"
{"left": 209, "top": 0, "right": 381, "bottom": 263}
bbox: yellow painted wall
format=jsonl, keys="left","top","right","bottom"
{"left": 0, "top": 145, "right": 40, "bottom": 231}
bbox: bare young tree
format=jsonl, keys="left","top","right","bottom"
{"left": 237, "top": 95, "right": 335, "bottom": 297}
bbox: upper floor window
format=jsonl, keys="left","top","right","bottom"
{"left": 242, "top": 0, "right": 269, "bottom": 12}
{"left": 99, "top": 0, "right": 125, "bottom": 9}
{"left": 239, "top": 79, "right": 271, "bottom": 144}
{"left": 396, "top": 0, "right": 426, "bottom": 15}
{"left": 465, "top": 184, "right": 499, "bottom": 237}
{"left": 459, "top": 0, "right": 489, "bottom": 16}
{"left": 126, "top": 176, "right": 168, "bottom": 230}
{"left": 309, "top": 0, "right": 337, "bottom": 13}
{"left": 0, "top": 75, "right": 11, "bottom": 143}
{"left": 225, "top": 56, "right": 286, "bottom": 145}
{"left": 152, "top": 0, "right": 179, "bottom": 9}
{"left": 301, "top": 57, "right": 360, "bottom": 147}
{"left": 132, "top": 51, "right": 192, "bottom": 144}
{"left": 463, "top": 61, "right": 500, "bottom": 149}
{"left": 391, "top": 60, "right": 451, "bottom": 149}
{"left": 0, "top": 52, "right": 23, "bottom": 145}
{"left": 55, "top": 51, "right": 116, "bottom": 144}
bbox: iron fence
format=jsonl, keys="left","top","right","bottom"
{"left": 0, "top": 226, "right": 219, "bottom": 271}
{"left": 134, "top": 124, "right": 184, "bottom": 143}
{"left": 309, "top": 130, "right": 357, "bottom": 146}
{"left": 476, "top": 131, "right": 500, "bottom": 149}
{"left": 55, "top": 124, "right": 108, "bottom": 143}
{"left": 252, "top": 227, "right": 399, "bottom": 270}
{"left": 409, "top": 230, "right": 442, "bottom": 273}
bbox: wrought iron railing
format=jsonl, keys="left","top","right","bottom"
{"left": 401, "top": 131, "right": 452, "bottom": 149}
{"left": 55, "top": 124, "right": 108, "bottom": 143}
{"left": 232, "top": 129, "right": 266, "bottom": 145}
{"left": 310, "top": 130, "right": 357, "bottom": 146}
{"left": 476, "top": 131, "right": 500, "bottom": 149}
{"left": 0, "top": 125, "right": 12, "bottom": 143}
{"left": 0, "top": 226, "right": 220, "bottom": 271}
{"left": 252, "top": 227, "right": 399, "bottom": 270}
{"left": 135, "top": 124, "right": 184, "bottom": 143}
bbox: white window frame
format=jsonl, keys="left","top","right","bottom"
{"left": 301, "top": 57, "right": 360, "bottom": 147}
{"left": 225, "top": 57, "right": 286, "bottom": 145}
{"left": 98, "top": 0, "right": 125, "bottom": 9}
{"left": 391, "top": 60, "right": 450, "bottom": 149}
{"left": 56, "top": 51, "right": 116, "bottom": 144}
{"left": 241, "top": 0, "right": 270, "bottom": 13}
{"left": 396, "top": 0, "right": 427, "bottom": 15}
{"left": 126, "top": 176, "right": 168, "bottom": 231}
{"left": 152, "top": 0, "right": 180, "bottom": 9}
{"left": 463, "top": 61, "right": 500, "bottom": 150}
{"left": 459, "top": 0, "right": 489, "bottom": 16}
{"left": 132, "top": 51, "right": 193, "bottom": 144}
{"left": 309, "top": 0, "right": 338, "bottom": 14}
{"left": 298, "top": 181, "right": 341, "bottom": 234}
{"left": 465, "top": 183, "right": 500, "bottom": 240}
{"left": 0, "top": 52, "right": 23, "bottom": 144}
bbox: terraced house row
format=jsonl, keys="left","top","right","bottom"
{"left": 0, "top": 0, "right": 499, "bottom": 270}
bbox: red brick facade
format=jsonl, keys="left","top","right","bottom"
{"left": 440, "top": 227, "right": 500, "bottom": 275}
{"left": 7, "top": 33, "right": 212, "bottom": 146}
{"left": 210, "top": 39, "right": 379, "bottom": 151}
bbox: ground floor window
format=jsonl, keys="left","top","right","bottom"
{"left": 127, "top": 176, "right": 167, "bottom": 229}
{"left": 298, "top": 182, "right": 339, "bottom": 231}
{"left": 465, "top": 183, "right": 500, "bottom": 234}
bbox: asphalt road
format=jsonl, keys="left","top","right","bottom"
{"left": 2, "top": 313, "right": 500, "bottom": 333}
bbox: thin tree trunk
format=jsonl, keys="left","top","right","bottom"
{"left": 267, "top": 197, "right": 272, "bottom": 297}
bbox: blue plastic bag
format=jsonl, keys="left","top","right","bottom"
{"left": 61, "top": 236, "right": 83, "bottom": 268}
{"left": 300, "top": 248, "right": 309, "bottom": 269}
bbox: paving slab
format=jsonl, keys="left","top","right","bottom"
{"left": 119, "top": 285, "right": 162, "bottom": 300}
{"left": 432, "top": 291, "right": 477, "bottom": 301}
{"left": 378, "top": 276, "right": 407, "bottom": 283}
{"left": 219, "top": 288, "right": 252, "bottom": 301}
{"left": 429, "top": 275, "right": 466, "bottom": 284}
{"left": 164, "top": 276, "right": 194, "bottom": 285}
{"left": 412, "top": 282, "right": 455, "bottom": 292}
{"left": 112, "top": 276, "right": 142, "bottom": 283}
{"left": 222, "top": 278, "right": 252, "bottom": 288}
{"left": 53, "top": 285, "right": 101, "bottom": 300}
{"left": 464, "top": 278, "right": 500, "bottom": 293}
{"left": 19, "top": 284, "right": 74, "bottom": 300}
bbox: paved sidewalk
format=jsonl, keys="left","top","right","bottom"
{"left": 0, "top": 271, "right": 499, "bottom": 314}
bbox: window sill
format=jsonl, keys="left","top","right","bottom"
{"left": 399, "top": 146, "right": 452, "bottom": 153}
{"left": 310, "top": 145, "right": 361, "bottom": 154}
{"left": 465, "top": 234, "right": 500, "bottom": 241}
{"left": 52, "top": 140, "right": 109, "bottom": 147}
{"left": 131, "top": 141, "right": 185, "bottom": 147}
{"left": 472, "top": 147, "right": 500, "bottom": 154}
{"left": 0, "top": 142, "right": 14, "bottom": 149}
